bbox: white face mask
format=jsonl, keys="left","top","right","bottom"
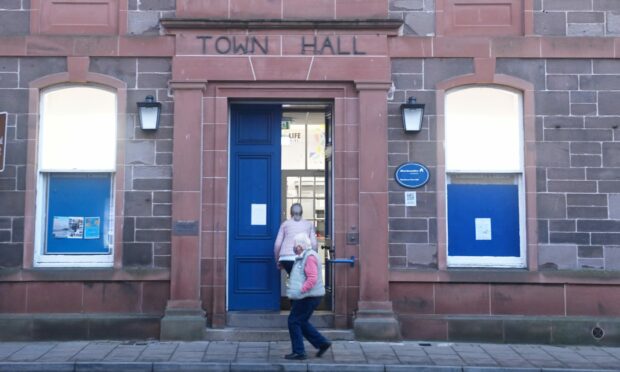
{"left": 291, "top": 207, "right": 302, "bottom": 221}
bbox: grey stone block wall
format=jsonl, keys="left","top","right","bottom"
{"left": 89, "top": 57, "right": 174, "bottom": 268}
{"left": 0, "top": 57, "right": 172, "bottom": 269}
{"left": 90, "top": 57, "right": 174, "bottom": 268}
{"left": 534, "top": 0, "right": 620, "bottom": 36}
{"left": 387, "top": 0, "right": 620, "bottom": 37}
{"left": 524, "top": 58, "right": 620, "bottom": 271}
{"left": 388, "top": 58, "right": 474, "bottom": 269}
{"left": 389, "top": 0, "right": 435, "bottom": 36}
{"left": 0, "top": 57, "right": 65, "bottom": 268}
{"left": 127, "top": 0, "right": 175, "bottom": 36}
{"left": 0, "top": 0, "right": 30, "bottom": 36}
{"left": 390, "top": 57, "right": 620, "bottom": 271}
{"left": 8, "top": 0, "right": 620, "bottom": 37}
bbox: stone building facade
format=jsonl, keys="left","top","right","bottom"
{"left": 0, "top": 0, "right": 619, "bottom": 344}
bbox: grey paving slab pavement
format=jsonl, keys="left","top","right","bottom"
{"left": 0, "top": 340, "right": 618, "bottom": 371}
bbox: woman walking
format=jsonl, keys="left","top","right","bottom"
{"left": 274, "top": 203, "right": 317, "bottom": 275}
{"left": 284, "top": 233, "right": 331, "bottom": 360}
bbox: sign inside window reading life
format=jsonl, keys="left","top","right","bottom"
{"left": 0, "top": 112, "right": 6, "bottom": 172}
{"left": 395, "top": 162, "right": 430, "bottom": 189}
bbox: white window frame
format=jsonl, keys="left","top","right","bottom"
{"left": 445, "top": 86, "right": 527, "bottom": 268}
{"left": 33, "top": 85, "right": 117, "bottom": 267}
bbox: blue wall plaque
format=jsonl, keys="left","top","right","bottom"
{"left": 395, "top": 162, "right": 430, "bottom": 189}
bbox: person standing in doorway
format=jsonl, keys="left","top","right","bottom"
{"left": 285, "top": 233, "right": 331, "bottom": 360}
{"left": 274, "top": 203, "right": 317, "bottom": 275}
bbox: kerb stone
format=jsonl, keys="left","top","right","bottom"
{"left": 153, "top": 363, "right": 230, "bottom": 372}
{"left": 74, "top": 362, "right": 152, "bottom": 372}
{"left": 0, "top": 363, "right": 74, "bottom": 372}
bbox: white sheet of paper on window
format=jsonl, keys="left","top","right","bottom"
{"left": 251, "top": 204, "right": 267, "bottom": 226}
{"left": 475, "top": 218, "right": 492, "bottom": 240}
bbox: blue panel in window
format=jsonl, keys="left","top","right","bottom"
{"left": 447, "top": 184, "right": 520, "bottom": 257}
{"left": 46, "top": 173, "right": 112, "bottom": 254}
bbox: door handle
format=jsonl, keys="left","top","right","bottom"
{"left": 326, "top": 256, "right": 355, "bottom": 268}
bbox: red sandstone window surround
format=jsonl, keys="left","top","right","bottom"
{"left": 444, "top": 86, "right": 526, "bottom": 268}
{"left": 434, "top": 62, "right": 538, "bottom": 271}
{"left": 33, "top": 86, "right": 118, "bottom": 267}
{"left": 437, "top": 0, "right": 526, "bottom": 37}
{"left": 31, "top": 0, "right": 126, "bottom": 35}
{"left": 23, "top": 60, "right": 128, "bottom": 269}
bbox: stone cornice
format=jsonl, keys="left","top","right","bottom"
{"left": 0, "top": 35, "right": 619, "bottom": 59}
{"left": 390, "top": 269, "right": 620, "bottom": 285}
{"left": 390, "top": 36, "right": 620, "bottom": 59}
{"left": 0, "top": 268, "right": 170, "bottom": 282}
{"left": 161, "top": 18, "right": 403, "bottom": 34}
{"left": 0, "top": 35, "right": 175, "bottom": 57}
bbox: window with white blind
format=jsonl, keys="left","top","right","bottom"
{"left": 445, "top": 86, "right": 526, "bottom": 268}
{"left": 34, "top": 86, "right": 117, "bottom": 267}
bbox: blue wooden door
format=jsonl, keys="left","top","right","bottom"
{"left": 228, "top": 104, "right": 281, "bottom": 310}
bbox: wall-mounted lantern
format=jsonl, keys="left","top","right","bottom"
{"left": 400, "top": 97, "right": 425, "bottom": 132}
{"left": 137, "top": 95, "right": 161, "bottom": 131}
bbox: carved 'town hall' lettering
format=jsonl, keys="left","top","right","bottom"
{"left": 197, "top": 36, "right": 269, "bottom": 55}
{"left": 195, "top": 35, "right": 366, "bottom": 55}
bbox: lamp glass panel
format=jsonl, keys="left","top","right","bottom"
{"left": 39, "top": 87, "right": 116, "bottom": 171}
{"left": 445, "top": 87, "right": 522, "bottom": 172}
{"left": 139, "top": 106, "right": 159, "bottom": 130}
{"left": 403, "top": 107, "right": 423, "bottom": 131}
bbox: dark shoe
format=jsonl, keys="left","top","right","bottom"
{"left": 316, "top": 342, "right": 332, "bottom": 357}
{"left": 284, "top": 352, "right": 307, "bottom": 360}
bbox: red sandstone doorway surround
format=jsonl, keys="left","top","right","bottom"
{"left": 161, "top": 20, "right": 401, "bottom": 339}
{"left": 162, "top": 80, "right": 400, "bottom": 339}
{"left": 199, "top": 83, "right": 366, "bottom": 329}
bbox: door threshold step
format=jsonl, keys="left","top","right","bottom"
{"left": 226, "top": 311, "right": 334, "bottom": 328}
{"left": 204, "top": 328, "right": 354, "bottom": 342}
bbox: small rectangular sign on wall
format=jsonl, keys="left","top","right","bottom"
{"left": 0, "top": 112, "right": 6, "bottom": 172}
{"left": 405, "top": 191, "right": 417, "bottom": 207}
{"left": 172, "top": 220, "right": 199, "bottom": 236}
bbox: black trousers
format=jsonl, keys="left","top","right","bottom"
{"left": 280, "top": 260, "right": 294, "bottom": 275}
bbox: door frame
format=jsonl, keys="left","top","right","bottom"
{"left": 197, "top": 82, "right": 363, "bottom": 328}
